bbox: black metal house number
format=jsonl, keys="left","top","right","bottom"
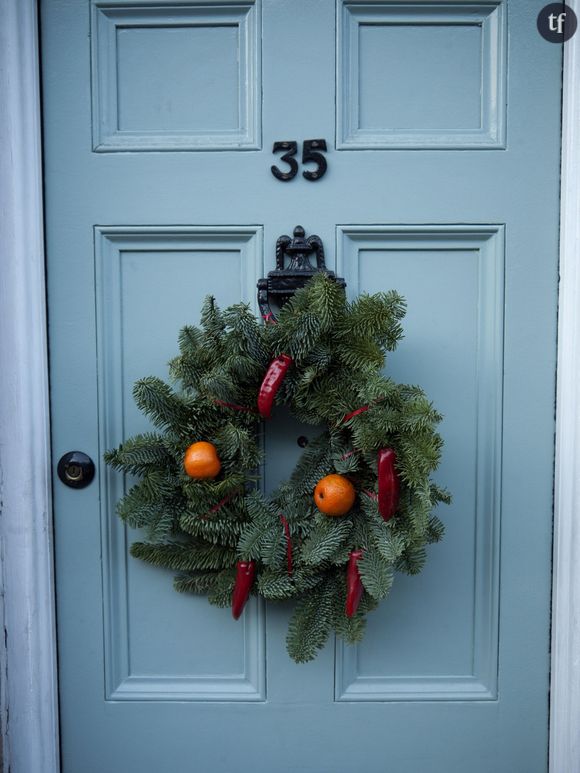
{"left": 271, "top": 139, "right": 328, "bottom": 182}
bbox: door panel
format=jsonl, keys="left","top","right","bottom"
{"left": 336, "top": 226, "right": 503, "bottom": 702}
{"left": 337, "top": 1, "right": 506, "bottom": 148}
{"left": 96, "top": 227, "right": 265, "bottom": 701}
{"left": 91, "top": 2, "right": 261, "bottom": 150}
{"left": 42, "top": 0, "right": 561, "bottom": 771}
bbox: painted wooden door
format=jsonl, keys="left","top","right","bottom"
{"left": 42, "top": 1, "right": 562, "bottom": 771}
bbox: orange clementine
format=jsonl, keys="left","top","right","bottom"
{"left": 314, "top": 474, "right": 356, "bottom": 516}
{"left": 183, "top": 441, "right": 221, "bottom": 480}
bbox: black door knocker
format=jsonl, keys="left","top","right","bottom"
{"left": 257, "top": 225, "right": 346, "bottom": 322}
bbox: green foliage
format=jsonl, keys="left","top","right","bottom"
{"left": 104, "top": 432, "right": 173, "bottom": 474}
{"left": 286, "top": 575, "right": 338, "bottom": 662}
{"left": 105, "top": 273, "right": 450, "bottom": 663}
{"left": 358, "top": 548, "right": 394, "bottom": 599}
{"left": 133, "top": 377, "right": 193, "bottom": 434}
{"left": 299, "top": 515, "right": 353, "bottom": 566}
{"left": 131, "top": 541, "right": 236, "bottom": 572}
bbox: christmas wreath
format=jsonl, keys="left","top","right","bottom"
{"left": 105, "top": 273, "right": 449, "bottom": 662}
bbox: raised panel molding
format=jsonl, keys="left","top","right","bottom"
{"left": 95, "top": 226, "right": 266, "bottom": 701}
{"left": 335, "top": 225, "right": 504, "bottom": 701}
{"left": 336, "top": 2, "right": 507, "bottom": 149}
{"left": 91, "top": 1, "right": 261, "bottom": 151}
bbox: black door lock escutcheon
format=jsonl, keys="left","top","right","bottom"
{"left": 57, "top": 451, "right": 95, "bottom": 489}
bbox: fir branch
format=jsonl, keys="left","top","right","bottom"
{"left": 331, "top": 577, "right": 368, "bottom": 644}
{"left": 214, "top": 423, "right": 262, "bottom": 469}
{"left": 173, "top": 571, "right": 218, "bottom": 595}
{"left": 299, "top": 516, "right": 353, "bottom": 566}
{"left": 116, "top": 472, "right": 180, "bottom": 530}
{"left": 334, "top": 611, "right": 367, "bottom": 645}
{"left": 371, "top": 522, "right": 406, "bottom": 564}
{"left": 104, "top": 432, "right": 172, "bottom": 474}
{"left": 257, "top": 569, "right": 295, "bottom": 599}
{"left": 145, "top": 506, "right": 179, "bottom": 540}
{"left": 130, "top": 541, "right": 237, "bottom": 572}
{"left": 207, "top": 568, "right": 237, "bottom": 607}
{"left": 260, "top": 523, "right": 289, "bottom": 569}
{"left": 133, "top": 376, "right": 192, "bottom": 432}
{"left": 286, "top": 575, "right": 337, "bottom": 663}
{"left": 396, "top": 543, "right": 428, "bottom": 575}
{"left": 237, "top": 521, "right": 268, "bottom": 561}
{"left": 358, "top": 547, "right": 394, "bottom": 600}
{"left": 342, "top": 291, "right": 406, "bottom": 351}
{"left": 427, "top": 514, "right": 445, "bottom": 543}
{"left": 181, "top": 474, "right": 250, "bottom": 509}
{"left": 200, "top": 296, "right": 226, "bottom": 341}
{"left": 178, "top": 511, "right": 244, "bottom": 547}
{"left": 430, "top": 482, "right": 452, "bottom": 505}
{"left": 178, "top": 324, "right": 203, "bottom": 356}
{"left": 338, "top": 336, "right": 384, "bottom": 372}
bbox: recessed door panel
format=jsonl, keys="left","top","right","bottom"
{"left": 95, "top": 227, "right": 265, "bottom": 701}
{"left": 336, "top": 226, "right": 503, "bottom": 701}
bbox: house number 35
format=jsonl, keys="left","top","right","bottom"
{"left": 271, "top": 139, "right": 328, "bottom": 182}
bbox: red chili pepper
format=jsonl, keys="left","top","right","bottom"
{"left": 345, "top": 550, "right": 364, "bottom": 618}
{"left": 231, "top": 560, "right": 256, "bottom": 620}
{"left": 378, "top": 447, "right": 400, "bottom": 521}
{"left": 257, "top": 354, "right": 293, "bottom": 419}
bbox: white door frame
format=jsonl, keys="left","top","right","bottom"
{"left": 1, "top": 1, "right": 577, "bottom": 771}
{"left": 0, "top": 2, "right": 59, "bottom": 772}
{"left": 548, "top": 19, "right": 580, "bottom": 773}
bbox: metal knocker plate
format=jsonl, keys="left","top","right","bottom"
{"left": 257, "top": 225, "right": 346, "bottom": 321}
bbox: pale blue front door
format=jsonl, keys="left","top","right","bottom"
{"left": 42, "top": 1, "right": 562, "bottom": 771}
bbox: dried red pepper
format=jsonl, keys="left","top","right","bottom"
{"left": 257, "top": 353, "right": 293, "bottom": 419}
{"left": 378, "top": 447, "right": 400, "bottom": 521}
{"left": 345, "top": 549, "right": 364, "bottom": 618}
{"left": 231, "top": 560, "right": 256, "bottom": 620}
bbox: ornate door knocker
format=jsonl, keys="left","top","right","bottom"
{"left": 257, "top": 225, "right": 346, "bottom": 321}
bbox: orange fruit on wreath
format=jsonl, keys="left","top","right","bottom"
{"left": 314, "top": 474, "right": 356, "bottom": 516}
{"left": 183, "top": 441, "right": 222, "bottom": 480}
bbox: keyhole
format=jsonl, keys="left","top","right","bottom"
{"left": 66, "top": 464, "right": 83, "bottom": 482}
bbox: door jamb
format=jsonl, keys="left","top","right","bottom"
{"left": 0, "top": 2, "right": 60, "bottom": 772}
{"left": 548, "top": 25, "right": 580, "bottom": 773}
{"left": 0, "top": 1, "right": 577, "bottom": 771}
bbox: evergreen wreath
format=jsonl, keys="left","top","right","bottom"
{"left": 105, "top": 273, "right": 450, "bottom": 663}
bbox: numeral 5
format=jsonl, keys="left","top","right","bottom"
{"left": 302, "top": 139, "right": 327, "bottom": 181}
